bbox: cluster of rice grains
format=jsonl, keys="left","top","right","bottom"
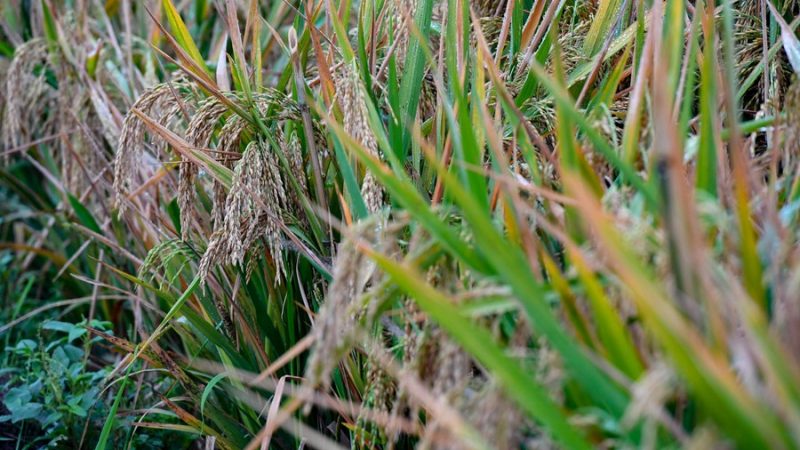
{"left": 305, "top": 218, "right": 387, "bottom": 392}
{"left": 204, "top": 139, "right": 285, "bottom": 280}
{"left": 302, "top": 218, "right": 397, "bottom": 446}
{"left": 114, "top": 80, "right": 197, "bottom": 216}
{"left": 197, "top": 92, "right": 309, "bottom": 284}
{"left": 335, "top": 61, "right": 385, "bottom": 214}
{"left": 2, "top": 39, "right": 52, "bottom": 157}
{"left": 410, "top": 263, "right": 534, "bottom": 450}
{"left": 2, "top": 34, "right": 113, "bottom": 196}
{"left": 112, "top": 78, "right": 312, "bottom": 287}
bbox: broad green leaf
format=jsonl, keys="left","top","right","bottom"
{"left": 68, "top": 193, "right": 102, "bottom": 234}
{"left": 584, "top": 0, "right": 622, "bottom": 56}
{"left": 40, "top": 0, "right": 58, "bottom": 45}
{"left": 696, "top": 7, "right": 718, "bottom": 198}
{"left": 398, "top": 0, "right": 434, "bottom": 157}
{"left": 162, "top": 0, "right": 207, "bottom": 70}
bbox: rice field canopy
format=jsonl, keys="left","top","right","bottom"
{"left": 1, "top": 0, "right": 800, "bottom": 449}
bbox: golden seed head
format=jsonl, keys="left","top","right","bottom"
{"left": 335, "top": 62, "right": 385, "bottom": 213}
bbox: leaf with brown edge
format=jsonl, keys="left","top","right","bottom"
{"left": 160, "top": 0, "right": 208, "bottom": 72}
{"left": 146, "top": 5, "right": 215, "bottom": 86}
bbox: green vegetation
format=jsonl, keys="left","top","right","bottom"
{"left": 1, "top": 0, "right": 800, "bottom": 448}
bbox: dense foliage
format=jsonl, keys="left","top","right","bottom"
{"left": 2, "top": 0, "right": 800, "bottom": 448}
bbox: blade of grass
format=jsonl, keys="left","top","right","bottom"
{"left": 397, "top": 0, "right": 434, "bottom": 157}
{"left": 161, "top": 0, "right": 208, "bottom": 71}
{"left": 95, "top": 349, "right": 136, "bottom": 450}
{"left": 696, "top": 1, "right": 718, "bottom": 198}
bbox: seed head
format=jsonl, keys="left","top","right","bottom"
{"left": 335, "top": 62, "right": 385, "bottom": 213}
{"left": 3, "top": 39, "right": 52, "bottom": 158}
{"left": 305, "top": 218, "right": 384, "bottom": 390}
{"left": 113, "top": 81, "right": 188, "bottom": 216}
{"left": 181, "top": 98, "right": 228, "bottom": 240}
{"left": 199, "top": 139, "right": 289, "bottom": 285}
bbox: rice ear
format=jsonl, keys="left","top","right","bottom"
{"left": 2, "top": 39, "right": 51, "bottom": 157}
{"left": 178, "top": 157, "right": 198, "bottom": 240}
{"left": 335, "top": 62, "right": 385, "bottom": 214}
{"left": 210, "top": 114, "right": 247, "bottom": 229}
{"left": 198, "top": 229, "right": 227, "bottom": 286}
{"left": 389, "top": 0, "right": 419, "bottom": 67}
{"left": 113, "top": 81, "right": 188, "bottom": 216}
{"left": 186, "top": 98, "right": 228, "bottom": 148}
{"left": 277, "top": 129, "right": 309, "bottom": 217}
{"left": 181, "top": 98, "right": 228, "bottom": 240}
{"left": 200, "top": 137, "right": 290, "bottom": 286}
{"left": 353, "top": 363, "right": 396, "bottom": 449}
{"left": 303, "top": 213, "right": 403, "bottom": 401}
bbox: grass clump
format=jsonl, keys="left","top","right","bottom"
{"left": 1, "top": 0, "right": 800, "bottom": 449}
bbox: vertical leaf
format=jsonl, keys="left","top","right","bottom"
{"left": 397, "top": 0, "right": 434, "bottom": 158}
{"left": 696, "top": 2, "right": 718, "bottom": 198}
{"left": 162, "top": 0, "right": 207, "bottom": 70}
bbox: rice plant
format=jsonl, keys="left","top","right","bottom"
{"left": 2, "top": 0, "right": 800, "bottom": 448}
